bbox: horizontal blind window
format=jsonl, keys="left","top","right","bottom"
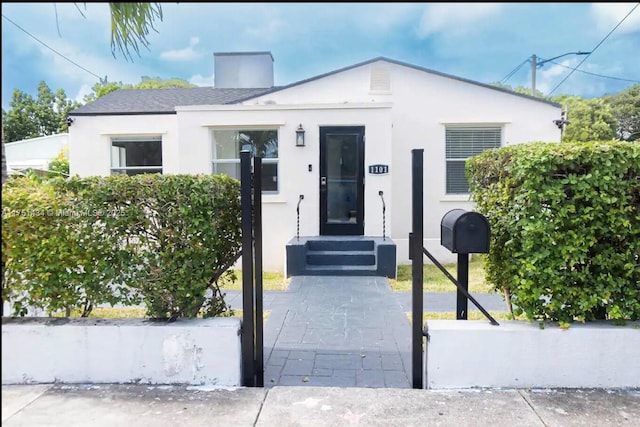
{"left": 446, "top": 161, "right": 469, "bottom": 194}
{"left": 446, "top": 127, "right": 501, "bottom": 159}
{"left": 445, "top": 126, "right": 501, "bottom": 194}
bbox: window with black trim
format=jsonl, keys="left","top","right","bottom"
{"left": 446, "top": 126, "right": 501, "bottom": 194}
{"left": 211, "top": 129, "right": 278, "bottom": 193}
{"left": 111, "top": 137, "right": 162, "bottom": 175}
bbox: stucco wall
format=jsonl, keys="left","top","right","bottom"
{"left": 5, "top": 133, "right": 69, "bottom": 171}
{"left": 247, "top": 60, "right": 562, "bottom": 265}
{"left": 424, "top": 320, "right": 640, "bottom": 389}
{"left": 2, "top": 318, "right": 242, "bottom": 386}
{"left": 175, "top": 104, "right": 393, "bottom": 272}
{"left": 69, "top": 115, "right": 180, "bottom": 177}
{"left": 386, "top": 64, "right": 561, "bottom": 263}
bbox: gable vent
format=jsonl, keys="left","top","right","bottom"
{"left": 370, "top": 64, "right": 391, "bottom": 93}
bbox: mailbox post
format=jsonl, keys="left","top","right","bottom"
{"left": 456, "top": 254, "right": 469, "bottom": 320}
{"left": 440, "top": 209, "right": 490, "bottom": 320}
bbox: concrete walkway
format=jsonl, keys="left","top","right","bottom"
{"left": 3, "top": 384, "right": 639, "bottom": 426}
{"left": 224, "top": 276, "right": 505, "bottom": 388}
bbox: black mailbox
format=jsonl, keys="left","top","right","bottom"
{"left": 441, "top": 209, "right": 490, "bottom": 254}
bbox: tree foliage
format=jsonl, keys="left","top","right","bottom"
{"left": 550, "top": 95, "right": 617, "bottom": 142}
{"left": 83, "top": 76, "right": 196, "bottom": 103}
{"left": 604, "top": 83, "right": 640, "bottom": 141}
{"left": 492, "top": 82, "right": 638, "bottom": 143}
{"left": 82, "top": 80, "right": 123, "bottom": 104}
{"left": 1, "top": 82, "right": 80, "bottom": 143}
{"left": 0, "top": 76, "right": 196, "bottom": 144}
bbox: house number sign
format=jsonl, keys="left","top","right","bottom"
{"left": 368, "top": 164, "right": 389, "bottom": 175}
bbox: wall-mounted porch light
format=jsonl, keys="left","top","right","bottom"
{"left": 296, "top": 124, "right": 305, "bottom": 147}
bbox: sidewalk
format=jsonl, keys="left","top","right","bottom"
{"left": 3, "top": 384, "right": 639, "bottom": 426}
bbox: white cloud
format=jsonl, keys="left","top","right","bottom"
{"left": 189, "top": 73, "right": 214, "bottom": 87}
{"left": 159, "top": 37, "right": 203, "bottom": 61}
{"left": 536, "top": 58, "right": 583, "bottom": 95}
{"left": 245, "top": 18, "right": 283, "bottom": 42}
{"left": 417, "top": 3, "right": 504, "bottom": 38}
{"left": 326, "top": 3, "right": 421, "bottom": 36}
{"left": 25, "top": 28, "right": 155, "bottom": 98}
{"left": 73, "top": 83, "right": 94, "bottom": 104}
{"left": 590, "top": 3, "right": 640, "bottom": 34}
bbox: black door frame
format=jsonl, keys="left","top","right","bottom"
{"left": 319, "top": 126, "right": 365, "bottom": 235}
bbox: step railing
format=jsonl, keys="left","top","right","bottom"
{"left": 296, "top": 194, "right": 304, "bottom": 241}
{"left": 378, "top": 190, "right": 386, "bottom": 241}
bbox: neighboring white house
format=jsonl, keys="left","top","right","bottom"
{"left": 68, "top": 52, "right": 562, "bottom": 275}
{"left": 5, "top": 133, "right": 68, "bottom": 175}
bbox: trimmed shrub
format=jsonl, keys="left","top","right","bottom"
{"left": 2, "top": 177, "right": 127, "bottom": 317}
{"left": 467, "top": 140, "right": 639, "bottom": 323}
{"left": 2, "top": 174, "right": 242, "bottom": 320}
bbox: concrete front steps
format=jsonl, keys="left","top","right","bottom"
{"left": 286, "top": 236, "right": 396, "bottom": 278}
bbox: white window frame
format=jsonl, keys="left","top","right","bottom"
{"left": 445, "top": 125, "right": 502, "bottom": 195}
{"left": 211, "top": 128, "right": 279, "bottom": 194}
{"left": 110, "top": 136, "right": 163, "bottom": 175}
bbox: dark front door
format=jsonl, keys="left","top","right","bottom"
{"left": 319, "top": 126, "right": 365, "bottom": 235}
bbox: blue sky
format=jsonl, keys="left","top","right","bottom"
{"left": 2, "top": 2, "right": 639, "bottom": 110}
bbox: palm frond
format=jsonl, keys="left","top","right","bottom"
{"left": 109, "top": 2, "right": 163, "bottom": 62}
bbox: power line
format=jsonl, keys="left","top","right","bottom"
{"left": 546, "top": 60, "right": 640, "bottom": 84}
{"left": 1, "top": 13, "right": 102, "bottom": 81}
{"left": 548, "top": 2, "right": 640, "bottom": 95}
{"left": 500, "top": 58, "right": 530, "bottom": 84}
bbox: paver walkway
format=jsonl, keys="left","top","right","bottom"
{"left": 224, "top": 277, "right": 506, "bottom": 388}
{"left": 259, "top": 276, "right": 413, "bottom": 388}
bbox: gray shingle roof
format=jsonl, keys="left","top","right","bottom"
{"left": 70, "top": 87, "right": 274, "bottom": 115}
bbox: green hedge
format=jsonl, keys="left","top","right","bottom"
{"left": 2, "top": 174, "right": 241, "bottom": 320}
{"left": 467, "top": 140, "right": 640, "bottom": 323}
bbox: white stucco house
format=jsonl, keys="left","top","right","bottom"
{"left": 68, "top": 52, "right": 562, "bottom": 277}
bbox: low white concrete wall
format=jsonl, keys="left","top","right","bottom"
{"left": 2, "top": 317, "right": 242, "bottom": 387}
{"left": 424, "top": 320, "right": 640, "bottom": 389}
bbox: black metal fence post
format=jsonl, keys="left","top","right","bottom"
{"left": 253, "top": 157, "right": 264, "bottom": 387}
{"left": 240, "top": 150, "right": 255, "bottom": 387}
{"left": 411, "top": 149, "right": 424, "bottom": 389}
